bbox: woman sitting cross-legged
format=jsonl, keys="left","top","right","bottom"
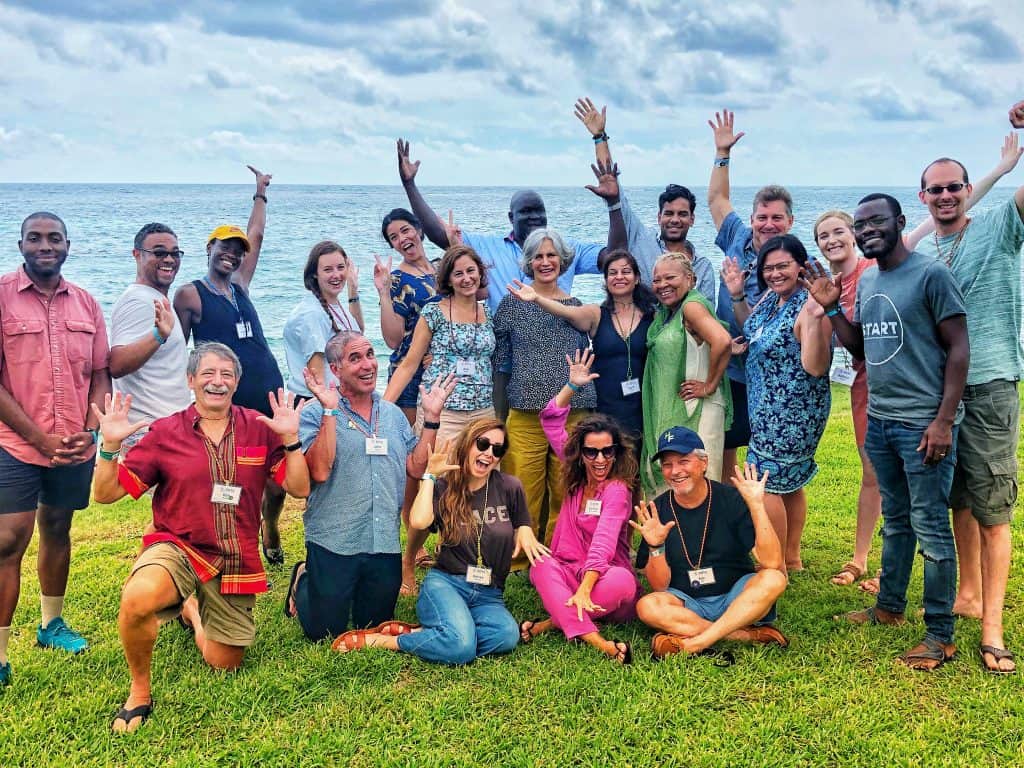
{"left": 520, "top": 349, "right": 642, "bottom": 664}
{"left": 331, "top": 419, "right": 550, "bottom": 664}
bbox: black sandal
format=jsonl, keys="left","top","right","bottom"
{"left": 283, "top": 561, "right": 305, "bottom": 619}
{"left": 112, "top": 699, "right": 154, "bottom": 733}
{"left": 519, "top": 618, "right": 542, "bottom": 645}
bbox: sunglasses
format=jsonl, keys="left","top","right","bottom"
{"left": 581, "top": 445, "right": 619, "bottom": 460}
{"left": 474, "top": 436, "right": 507, "bottom": 458}
{"left": 923, "top": 182, "right": 966, "bottom": 195}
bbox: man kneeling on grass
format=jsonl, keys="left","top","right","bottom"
{"left": 632, "top": 427, "right": 788, "bottom": 659}
{"left": 91, "top": 342, "right": 310, "bottom": 733}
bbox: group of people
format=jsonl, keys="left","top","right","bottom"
{"left": 1, "top": 99, "right": 1022, "bottom": 733}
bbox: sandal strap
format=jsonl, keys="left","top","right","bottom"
{"left": 980, "top": 644, "right": 1015, "bottom": 661}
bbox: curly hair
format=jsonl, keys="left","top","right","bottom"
{"left": 560, "top": 413, "right": 638, "bottom": 497}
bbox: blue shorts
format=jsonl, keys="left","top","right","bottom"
{"left": 389, "top": 363, "right": 423, "bottom": 409}
{"left": 667, "top": 572, "right": 777, "bottom": 625}
{"left": 0, "top": 445, "right": 94, "bottom": 514}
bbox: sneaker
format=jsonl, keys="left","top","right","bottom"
{"left": 0, "top": 661, "right": 10, "bottom": 686}
{"left": 36, "top": 617, "right": 89, "bottom": 654}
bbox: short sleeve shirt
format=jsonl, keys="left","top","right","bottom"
{"left": 714, "top": 212, "right": 765, "bottom": 383}
{"left": 282, "top": 293, "right": 358, "bottom": 397}
{"left": 421, "top": 300, "right": 495, "bottom": 411}
{"left": 635, "top": 481, "right": 755, "bottom": 598}
{"left": 110, "top": 283, "right": 191, "bottom": 423}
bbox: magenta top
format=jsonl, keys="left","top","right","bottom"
{"left": 540, "top": 398, "right": 638, "bottom": 578}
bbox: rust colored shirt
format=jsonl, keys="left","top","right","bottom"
{"left": 0, "top": 266, "right": 109, "bottom": 466}
{"left": 118, "top": 404, "right": 287, "bottom": 595}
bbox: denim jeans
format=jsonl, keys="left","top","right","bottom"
{"left": 865, "top": 416, "right": 958, "bottom": 644}
{"left": 396, "top": 568, "right": 519, "bottom": 665}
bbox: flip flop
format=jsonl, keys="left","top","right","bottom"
{"left": 979, "top": 644, "right": 1017, "bottom": 675}
{"left": 283, "top": 561, "right": 305, "bottom": 619}
{"left": 519, "top": 618, "right": 542, "bottom": 645}
{"left": 176, "top": 615, "right": 194, "bottom": 635}
{"left": 611, "top": 641, "right": 633, "bottom": 666}
{"left": 898, "top": 637, "right": 957, "bottom": 671}
{"left": 112, "top": 699, "right": 154, "bottom": 733}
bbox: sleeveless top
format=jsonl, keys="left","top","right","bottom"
{"left": 591, "top": 306, "right": 652, "bottom": 436}
{"left": 192, "top": 279, "right": 283, "bottom": 417}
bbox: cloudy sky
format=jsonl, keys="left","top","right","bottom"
{"left": 1, "top": 0, "right": 1022, "bottom": 186}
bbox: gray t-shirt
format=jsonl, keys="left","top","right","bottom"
{"left": 110, "top": 284, "right": 191, "bottom": 423}
{"left": 854, "top": 251, "right": 966, "bottom": 424}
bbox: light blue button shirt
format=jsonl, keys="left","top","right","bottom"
{"left": 714, "top": 211, "right": 766, "bottom": 384}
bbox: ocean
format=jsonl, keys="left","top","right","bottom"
{"left": 0, "top": 183, "right": 1011, "bottom": 387}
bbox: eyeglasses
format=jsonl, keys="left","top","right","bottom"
{"left": 474, "top": 436, "right": 507, "bottom": 458}
{"left": 581, "top": 445, "right": 619, "bottom": 460}
{"left": 139, "top": 248, "right": 184, "bottom": 259}
{"left": 852, "top": 215, "right": 892, "bottom": 233}
{"left": 761, "top": 260, "right": 796, "bottom": 274}
{"left": 923, "top": 182, "right": 966, "bottom": 196}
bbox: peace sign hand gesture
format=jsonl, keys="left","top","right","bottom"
{"left": 373, "top": 253, "right": 393, "bottom": 296}
{"left": 629, "top": 500, "right": 675, "bottom": 547}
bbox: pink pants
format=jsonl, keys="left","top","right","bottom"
{"left": 529, "top": 557, "right": 639, "bottom": 640}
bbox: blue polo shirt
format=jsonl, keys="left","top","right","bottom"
{"left": 462, "top": 231, "right": 603, "bottom": 314}
{"left": 714, "top": 211, "right": 766, "bottom": 384}
{"left": 299, "top": 392, "right": 417, "bottom": 556}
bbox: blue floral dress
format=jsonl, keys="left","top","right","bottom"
{"left": 743, "top": 288, "right": 831, "bottom": 494}
{"left": 387, "top": 269, "right": 437, "bottom": 407}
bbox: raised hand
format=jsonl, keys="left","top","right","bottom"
{"left": 573, "top": 97, "right": 607, "bottom": 137}
{"left": 506, "top": 279, "right": 538, "bottom": 303}
{"left": 373, "top": 253, "right": 393, "bottom": 296}
{"left": 90, "top": 392, "right": 149, "bottom": 446}
{"left": 720, "top": 256, "right": 746, "bottom": 298}
{"left": 512, "top": 525, "right": 551, "bottom": 565}
{"left": 425, "top": 440, "right": 460, "bottom": 477}
{"left": 303, "top": 366, "right": 339, "bottom": 410}
{"left": 629, "top": 500, "right": 675, "bottom": 547}
{"left": 566, "top": 348, "right": 600, "bottom": 389}
{"left": 708, "top": 109, "right": 745, "bottom": 155}
{"left": 995, "top": 131, "right": 1023, "bottom": 176}
{"left": 420, "top": 372, "right": 458, "bottom": 422}
{"left": 397, "top": 138, "right": 420, "bottom": 183}
{"left": 154, "top": 297, "right": 175, "bottom": 340}
{"left": 247, "top": 164, "right": 272, "bottom": 193}
{"left": 799, "top": 259, "right": 842, "bottom": 311}
{"left": 1009, "top": 100, "right": 1024, "bottom": 129}
{"left": 439, "top": 209, "right": 463, "bottom": 246}
{"left": 346, "top": 258, "right": 360, "bottom": 295}
{"left": 730, "top": 462, "right": 768, "bottom": 507}
{"left": 584, "top": 158, "right": 620, "bottom": 201}
{"left": 257, "top": 388, "right": 301, "bottom": 440}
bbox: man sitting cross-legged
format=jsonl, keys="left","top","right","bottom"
{"left": 91, "top": 342, "right": 310, "bottom": 733}
{"left": 633, "top": 427, "right": 788, "bottom": 658}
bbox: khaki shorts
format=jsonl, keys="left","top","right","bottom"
{"left": 950, "top": 379, "right": 1019, "bottom": 526}
{"left": 129, "top": 542, "right": 256, "bottom": 647}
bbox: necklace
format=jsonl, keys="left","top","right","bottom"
{"left": 474, "top": 475, "right": 490, "bottom": 567}
{"left": 666, "top": 480, "right": 713, "bottom": 569}
{"left": 611, "top": 304, "right": 638, "bottom": 380}
{"left": 934, "top": 219, "right": 971, "bottom": 266}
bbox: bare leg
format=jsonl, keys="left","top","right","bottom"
{"left": 0, "top": 512, "right": 36, "bottom": 627}
{"left": 852, "top": 447, "right": 881, "bottom": 573}
{"left": 952, "top": 507, "right": 983, "bottom": 619}
{"left": 781, "top": 489, "right": 806, "bottom": 572}
{"left": 402, "top": 526, "right": 430, "bottom": 595}
{"left": 260, "top": 480, "right": 285, "bottom": 562}
{"left": 36, "top": 504, "right": 73, "bottom": 598}
{"left": 680, "top": 569, "right": 787, "bottom": 654}
{"left": 179, "top": 596, "right": 245, "bottom": 670}
{"left": 979, "top": 521, "right": 1014, "bottom": 672}
{"left": 762, "top": 493, "right": 788, "bottom": 575}
{"left": 577, "top": 631, "right": 630, "bottom": 663}
{"left": 723, "top": 449, "right": 738, "bottom": 481}
{"left": 636, "top": 592, "right": 714, "bottom": 637}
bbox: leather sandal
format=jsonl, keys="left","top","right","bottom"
{"left": 374, "top": 620, "right": 419, "bottom": 636}
{"left": 331, "top": 629, "right": 373, "bottom": 653}
{"left": 837, "top": 606, "right": 906, "bottom": 626}
{"left": 898, "top": 637, "right": 957, "bottom": 671}
{"left": 830, "top": 561, "right": 864, "bottom": 587}
{"left": 980, "top": 644, "right": 1017, "bottom": 675}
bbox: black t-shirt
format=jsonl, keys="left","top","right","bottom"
{"left": 430, "top": 472, "right": 530, "bottom": 590}
{"left": 636, "top": 480, "right": 755, "bottom": 598}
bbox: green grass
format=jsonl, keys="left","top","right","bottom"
{"left": 3, "top": 385, "right": 1023, "bottom": 766}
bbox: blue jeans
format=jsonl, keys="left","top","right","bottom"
{"left": 865, "top": 416, "right": 958, "bottom": 644}
{"left": 396, "top": 569, "right": 519, "bottom": 665}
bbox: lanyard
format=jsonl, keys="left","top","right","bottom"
{"left": 340, "top": 397, "right": 379, "bottom": 438}
{"left": 475, "top": 475, "right": 490, "bottom": 567}
{"left": 448, "top": 297, "right": 482, "bottom": 356}
{"left": 327, "top": 302, "right": 356, "bottom": 332}
{"left": 203, "top": 277, "right": 240, "bottom": 314}
{"left": 611, "top": 305, "right": 637, "bottom": 380}
{"left": 667, "top": 480, "right": 713, "bottom": 569}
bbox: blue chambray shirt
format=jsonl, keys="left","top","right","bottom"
{"left": 714, "top": 211, "right": 766, "bottom": 384}
{"left": 299, "top": 392, "right": 417, "bottom": 555}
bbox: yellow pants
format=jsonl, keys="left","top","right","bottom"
{"left": 504, "top": 408, "right": 585, "bottom": 569}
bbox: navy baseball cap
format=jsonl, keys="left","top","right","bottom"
{"left": 652, "top": 427, "right": 705, "bottom": 462}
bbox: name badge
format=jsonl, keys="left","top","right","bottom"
{"left": 621, "top": 378, "right": 640, "bottom": 396}
{"left": 466, "top": 565, "right": 492, "bottom": 585}
{"left": 688, "top": 567, "right": 716, "bottom": 588}
{"left": 235, "top": 321, "right": 253, "bottom": 339}
{"left": 584, "top": 499, "right": 602, "bottom": 516}
{"left": 749, "top": 326, "right": 763, "bottom": 343}
{"left": 830, "top": 366, "right": 857, "bottom": 386}
{"left": 210, "top": 483, "right": 242, "bottom": 506}
{"left": 455, "top": 359, "right": 476, "bottom": 376}
{"left": 365, "top": 437, "right": 389, "bottom": 455}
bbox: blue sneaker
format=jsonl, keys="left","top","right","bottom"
{"left": 0, "top": 661, "right": 10, "bottom": 686}
{"left": 37, "top": 617, "right": 89, "bottom": 654}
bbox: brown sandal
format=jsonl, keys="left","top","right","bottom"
{"left": 331, "top": 629, "right": 373, "bottom": 653}
{"left": 898, "top": 637, "right": 956, "bottom": 671}
{"left": 374, "top": 620, "right": 419, "bottom": 636}
{"left": 830, "top": 561, "right": 864, "bottom": 587}
{"left": 857, "top": 570, "right": 882, "bottom": 595}
{"left": 838, "top": 606, "right": 906, "bottom": 626}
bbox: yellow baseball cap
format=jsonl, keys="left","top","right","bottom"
{"left": 207, "top": 225, "right": 251, "bottom": 252}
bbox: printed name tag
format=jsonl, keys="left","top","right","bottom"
{"left": 584, "top": 499, "right": 602, "bottom": 516}
{"left": 621, "top": 378, "right": 640, "bottom": 396}
{"left": 210, "top": 483, "right": 242, "bottom": 506}
{"left": 466, "top": 565, "right": 492, "bottom": 585}
{"left": 235, "top": 321, "right": 253, "bottom": 339}
{"left": 830, "top": 366, "right": 857, "bottom": 386}
{"left": 688, "top": 567, "right": 716, "bottom": 588}
{"left": 455, "top": 359, "right": 476, "bottom": 376}
{"left": 365, "top": 437, "right": 389, "bottom": 455}
{"left": 749, "top": 326, "right": 763, "bottom": 343}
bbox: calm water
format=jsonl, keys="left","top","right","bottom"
{"left": 0, "top": 184, "right": 1011, "bottom": 387}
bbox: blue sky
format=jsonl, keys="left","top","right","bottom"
{"left": 1, "top": 0, "right": 1022, "bottom": 186}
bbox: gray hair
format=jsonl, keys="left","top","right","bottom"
{"left": 521, "top": 228, "right": 574, "bottom": 278}
{"left": 325, "top": 330, "right": 367, "bottom": 365}
{"left": 187, "top": 342, "right": 242, "bottom": 379}
{"left": 752, "top": 185, "right": 794, "bottom": 216}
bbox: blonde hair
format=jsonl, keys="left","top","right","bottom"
{"left": 653, "top": 251, "right": 695, "bottom": 281}
{"left": 813, "top": 210, "right": 853, "bottom": 239}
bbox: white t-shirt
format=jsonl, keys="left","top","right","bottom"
{"left": 110, "top": 283, "right": 191, "bottom": 423}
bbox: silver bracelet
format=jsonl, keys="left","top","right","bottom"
{"left": 607, "top": 202, "right": 622, "bottom": 212}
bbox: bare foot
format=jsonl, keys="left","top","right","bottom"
{"left": 952, "top": 596, "right": 982, "bottom": 619}
{"left": 857, "top": 571, "right": 881, "bottom": 595}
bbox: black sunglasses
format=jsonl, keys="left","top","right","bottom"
{"left": 474, "top": 436, "right": 507, "bottom": 458}
{"left": 923, "top": 182, "right": 966, "bottom": 195}
{"left": 581, "top": 445, "right": 619, "bottom": 460}
{"left": 139, "top": 247, "right": 184, "bottom": 259}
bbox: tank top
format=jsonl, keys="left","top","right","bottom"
{"left": 591, "top": 306, "right": 651, "bottom": 436}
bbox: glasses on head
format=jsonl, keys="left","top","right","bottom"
{"left": 581, "top": 445, "right": 619, "bottom": 460}
{"left": 474, "top": 436, "right": 507, "bottom": 458}
{"left": 761, "top": 260, "right": 796, "bottom": 274}
{"left": 139, "top": 247, "right": 184, "bottom": 259}
{"left": 852, "top": 215, "right": 892, "bottom": 233}
{"left": 923, "top": 182, "right": 966, "bottom": 196}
